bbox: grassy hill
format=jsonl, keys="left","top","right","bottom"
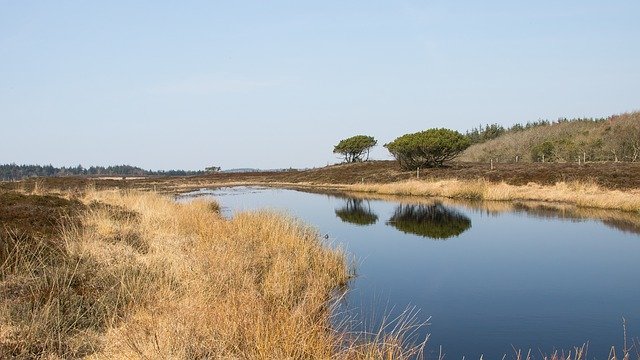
{"left": 460, "top": 111, "right": 640, "bottom": 163}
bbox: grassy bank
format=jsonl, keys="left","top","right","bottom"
{"left": 347, "top": 179, "right": 640, "bottom": 213}
{"left": 1, "top": 189, "right": 423, "bottom": 359}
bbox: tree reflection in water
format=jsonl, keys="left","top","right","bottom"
{"left": 387, "top": 203, "right": 472, "bottom": 239}
{"left": 335, "top": 198, "right": 379, "bottom": 226}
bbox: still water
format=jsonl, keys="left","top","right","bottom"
{"left": 180, "top": 187, "right": 640, "bottom": 359}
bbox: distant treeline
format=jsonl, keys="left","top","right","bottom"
{"left": 0, "top": 164, "right": 209, "bottom": 181}
{"left": 461, "top": 112, "right": 640, "bottom": 163}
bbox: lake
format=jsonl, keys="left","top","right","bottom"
{"left": 179, "top": 186, "right": 640, "bottom": 359}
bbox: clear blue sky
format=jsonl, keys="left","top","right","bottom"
{"left": 2, "top": 1, "right": 639, "bottom": 170}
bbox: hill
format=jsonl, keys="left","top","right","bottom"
{"left": 460, "top": 112, "right": 640, "bottom": 163}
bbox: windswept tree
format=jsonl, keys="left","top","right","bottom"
{"left": 385, "top": 128, "right": 470, "bottom": 169}
{"left": 333, "top": 135, "right": 377, "bottom": 163}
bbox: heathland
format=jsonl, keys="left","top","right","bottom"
{"left": 3, "top": 172, "right": 638, "bottom": 358}
{"left": 2, "top": 112, "right": 640, "bottom": 358}
{"left": 3, "top": 161, "right": 640, "bottom": 358}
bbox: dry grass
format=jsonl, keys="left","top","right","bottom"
{"left": 509, "top": 340, "right": 639, "bottom": 360}
{"left": 1, "top": 189, "right": 425, "bottom": 359}
{"left": 349, "top": 179, "right": 640, "bottom": 213}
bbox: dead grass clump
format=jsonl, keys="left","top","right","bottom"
{"left": 0, "top": 225, "right": 159, "bottom": 358}
{"left": 95, "top": 199, "right": 353, "bottom": 359}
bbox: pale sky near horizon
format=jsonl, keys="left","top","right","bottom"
{"left": 2, "top": 1, "right": 639, "bottom": 170}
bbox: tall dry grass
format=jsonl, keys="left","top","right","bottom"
{"left": 1, "top": 189, "right": 425, "bottom": 359}
{"left": 349, "top": 179, "right": 640, "bottom": 213}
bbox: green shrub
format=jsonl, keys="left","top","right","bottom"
{"left": 385, "top": 128, "right": 470, "bottom": 169}
{"left": 531, "top": 141, "right": 555, "bottom": 162}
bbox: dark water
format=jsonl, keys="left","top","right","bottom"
{"left": 179, "top": 187, "right": 640, "bottom": 359}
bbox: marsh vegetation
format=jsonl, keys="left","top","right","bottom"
{"left": 0, "top": 188, "right": 425, "bottom": 359}
{"left": 199, "top": 186, "right": 640, "bottom": 360}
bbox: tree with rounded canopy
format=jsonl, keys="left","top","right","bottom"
{"left": 385, "top": 128, "right": 470, "bottom": 169}
{"left": 333, "top": 135, "right": 377, "bottom": 163}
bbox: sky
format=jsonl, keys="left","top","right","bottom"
{"left": 1, "top": 1, "right": 639, "bottom": 170}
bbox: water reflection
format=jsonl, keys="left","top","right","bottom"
{"left": 335, "top": 198, "right": 378, "bottom": 226}
{"left": 511, "top": 203, "right": 640, "bottom": 235}
{"left": 386, "top": 203, "right": 472, "bottom": 239}
{"left": 336, "top": 190, "right": 640, "bottom": 237}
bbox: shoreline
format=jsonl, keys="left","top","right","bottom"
{"left": 175, "top": 182, "right": 640, "bottom": 236}
{"left": 167, "top": 178, "right": 640, "bottom": 214}
{"left": 347, "top": 179, "right": 640, "bottom": 213}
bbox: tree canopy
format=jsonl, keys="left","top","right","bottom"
{"left": 385, "top": 128, "right": 470, "bottom": 169}
{"left": 333, "top": 135, "right": 377, "bottom": 163}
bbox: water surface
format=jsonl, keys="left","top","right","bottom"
{"left": 180, "top": 187, "right": 640, "bottom": 359}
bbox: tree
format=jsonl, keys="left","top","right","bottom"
{"left": 465, "top": 123, "right": 506, "bottom": 144}
{"left": 333, "top": 135, "right": 377, "bottom": 163}
{"left": 385, "top": 128, "right": 470, "bottom": 169}
{"left": 603, "top": 121, "right": 640, "bottom": 162}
